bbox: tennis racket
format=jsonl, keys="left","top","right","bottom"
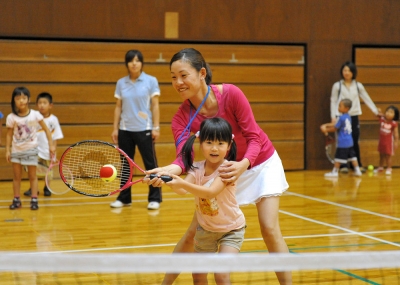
{"left": 45, "top": 155, "right": 72, "bottom": 195}
{"left": 36, "top": 160, "right": 49, "bottom": 178}
{"left": 59, "top": 140, "right": 172, "bottom": 197}
{"left": 325, "top": 135, "right": 335, "bottom": 164}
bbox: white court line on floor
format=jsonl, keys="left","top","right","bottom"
{"left": 0, "top": 191, "right": 184, "bottom": 203}
{"left": 246, "top": 229, "right": 400, "bottom": 241}
{"left": 3, "top": 191, "right": 399, "bottom": 253}
{"left": 26, "top": 229, "right": 400, "bottom": 254}
{"left": 0, "top": 197, "right": 194, "bottom": 208}
{"left": 285, "top": 191, "right": 400, "bottom": 222}
{"left": 279, "top": 209, "right": 400, "bottom": 248}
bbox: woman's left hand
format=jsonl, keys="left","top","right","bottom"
{"left": 152, "top": 130, "right": 160, "bottom": 140}
{"left": 218, "top": 159, "right": 250, "bottom": 184}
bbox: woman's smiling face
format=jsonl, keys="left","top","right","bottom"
{"left": 170, "top": 59, "right": 205, "bottom": 101}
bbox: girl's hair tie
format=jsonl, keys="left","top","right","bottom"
{"left": 195, "top": 131, "right": 200, "bottom": 138}
{"left": 232, "top": 134, "right": 235, "bottom": 140}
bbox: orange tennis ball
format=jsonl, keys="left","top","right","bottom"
{"left": 100, "top": 164, "right": 117, "bottom": 182}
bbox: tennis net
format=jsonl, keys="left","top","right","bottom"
{"left": 0, "top": 250, "right": 400, "bottom": 284}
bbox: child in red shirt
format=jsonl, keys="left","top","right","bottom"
{"left": 375, "top": 105, "right": 399, "bottom": 175}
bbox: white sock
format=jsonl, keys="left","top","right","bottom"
{"left": 354, "top": 166, "right": 361, "bottom": 173}
{"left": 332, "top": 167, "right": 339, "bottom": 173}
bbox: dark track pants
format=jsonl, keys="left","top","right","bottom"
{"left": 116, "top": 129, "right": 162, "bottom": 204}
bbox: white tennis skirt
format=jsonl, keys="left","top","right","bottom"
{"left": 236, "top": 151, "right": 289, "bottom": 205}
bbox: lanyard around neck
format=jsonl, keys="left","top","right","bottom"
{"left": 175, "top": 85, "right": 211, "bottom": 147}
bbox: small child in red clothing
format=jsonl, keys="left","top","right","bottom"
{"left": 374, "top": 105, "right": 399, "bottom": 175}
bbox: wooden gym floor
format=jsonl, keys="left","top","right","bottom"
{"left": 0, "top": 169, "right": 399, "bottom": 284}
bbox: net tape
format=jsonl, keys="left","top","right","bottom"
{"left": 0, "top": 251, "right": 399, "bottom": 273}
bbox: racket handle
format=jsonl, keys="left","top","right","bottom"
{"left": 149, "top": 174, "right": 173, "bottom": 182}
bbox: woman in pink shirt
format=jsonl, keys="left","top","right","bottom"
{"left": 148, "top": 48, "right": 292, "bottom": 285}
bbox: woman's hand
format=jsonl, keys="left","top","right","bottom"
{"left": 143, "top": 167, "right": 167, "bottom": 187}
{"left": 111, "top": 129, "right": 119, "bottom": 145}
{"left": 152, "top": 129, "right": 160, "bottom": 141}
{"left": 218, "top": 159, "right": 250, "bottom": 184}
{"left": 144, "top": 164, "right": 183, "bottom": 187}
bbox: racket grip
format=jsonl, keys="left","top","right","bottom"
{"left": 149, "top": 174, "right": 173, "bottom": 182}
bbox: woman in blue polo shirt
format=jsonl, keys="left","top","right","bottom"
{"left": 110, "top": 50, "right": 162, "bottom": 210}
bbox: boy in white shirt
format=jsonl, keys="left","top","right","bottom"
{"left": 24, "top": 92, "right": 63, "bottom": 197}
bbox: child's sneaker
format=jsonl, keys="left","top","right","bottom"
{"left": 385, "top": 168, "right": 392, "bottom": 175}
{"left": 24, "top": 188, "right": 41, "bottom": 196}
{"left": 43, "top": 185, "right": 51, "bottom": 196}
{"left": 30, "top": 198, "right": 39, "bottom": 210}
{"left": 354, "top": 171, "right": 362, "bottom": 177}
{"left": 324, "top": 172, "right": 338, "bottom": 177}
{"left": 374, "top": 167, "right": 384, "bottom": 174}
{"left": 9, "top": 198, "right": 22, "bottom": 210}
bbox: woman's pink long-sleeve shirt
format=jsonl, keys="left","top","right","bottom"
{"left": 172, "top": 84, "right": 275, "bottom": 171}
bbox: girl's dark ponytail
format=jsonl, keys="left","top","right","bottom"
{"left": 179, "top": 135, "right": 197, "bottom": 172}
{"left": 226, "top": 140, "right": 237, "bottom": 162}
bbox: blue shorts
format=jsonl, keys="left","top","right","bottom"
{"left": 334, "top": 147, "right": 357, "bottom": 164}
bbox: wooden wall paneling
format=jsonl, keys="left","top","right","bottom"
{"left": 274, "top": 141, "right": 305, "bottom": 170}
{"left": 364, "top": 86, "right": 400, "bottom": 103}
{"left": 0, "top": 40, "right": 305, "bottom": 180}
{"left": 0, "top": 62, "right": 303, "bottom": 85}
{"left": 236, "top": 85, "right": 304, "bottom": 103}
{"left": 0, "top": 122, "right": 304, "bottom": 148}
{"left": 357, "top": 67, "right": 400, "bottom": 84}
{"left": 210, "top": 65, "right": 304, "bottom": 84}
{"left": 356, "top": 48, "right": 400, "bottom": 66}
{"left": 0, "top": 83, "right": 304, "bottom": 104}
{"left": 0, "top": 103, "right": 303, "bottom": 126}
{"left": 0, "top": 1, "right": 314, "bottom": 42}
{"left": 251, "top": 103, "right": 303, "bottom": 122}
{"left": 1, "top": 1, "right": 400, "bottom": 171}
{"left": 0, "top": 83, "right": 117, "bottom": 104}
{"left": 258, "top": 122, "right": 304, "bottom": 141}
{"left": 54, "top": 122, "right": 305, "bottom": 145}
{"left": 0, "top": 40, "right": 304, "bottom": 65}
{"left": 360, "top": 122, "right": 380, "bottom": 140}
{"left": 0, "top": 62, "right": 169, "bottom": 83}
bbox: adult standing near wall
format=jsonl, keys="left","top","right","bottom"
{"left": 110, "top": 50, "right": 162, "bottom": 210}
{"left": 330, "top": 61, "right": 379, "bottom": 172}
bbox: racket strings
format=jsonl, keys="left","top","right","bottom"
{"left": 46, "top": 162, "right": 71, "bottom": 195}
{"left": 61, "top": 142, "right": 132, "bottom": 196}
